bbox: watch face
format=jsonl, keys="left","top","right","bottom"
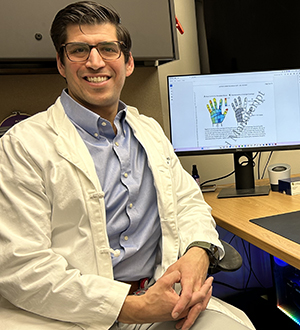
{"left": 211, "top": 245, "right": 219, "bottom": 258}
{"left": 208, "top": 245, "right": 219, "bottom": 267}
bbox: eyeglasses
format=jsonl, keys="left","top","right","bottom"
{"left": 61, "top": 41, "right": 125, "bottom": 62}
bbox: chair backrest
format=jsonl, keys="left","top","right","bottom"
{"left": 0, "top": 111, "right": 31, "bottom": 137}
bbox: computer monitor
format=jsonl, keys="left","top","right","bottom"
{"left": 167, "top": 69, "right": 300, "bottom": 198}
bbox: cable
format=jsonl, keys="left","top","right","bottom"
{"left": 200, "top": 170, "right": 235, "bottom": 187}
{"left": 256, "top": 151, "right": 274, "bottom": 179}
{"left": 214, "top": 236, "right": 267, "bottom": 293}
{"left": 252, "top": 152, "right": 259, "bottom": 160}
{"left": 257, "top": 152, "right": 262, "bottom": 180}
{"left": 261, "top": 151, "right": 273, "bottom": 179}
{"left": 241, "top": 240, "right": 267, "bottom": 290}
{"left": 228, "top": 234, "right": 236, "bottom": 244}
{"left": 200, "top": 152, "right": 259, "bottom": 187}
{"left": 242, "top": 240, "right": 252, "bottom": 291}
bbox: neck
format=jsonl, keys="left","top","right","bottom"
{"left": 95, "top": 108, "right": 118, "bottom": 134}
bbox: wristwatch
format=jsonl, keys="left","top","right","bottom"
{"left": 185, "top": 241, "right": 219, "bottom": 268}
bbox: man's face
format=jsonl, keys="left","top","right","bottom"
{"left": 57, "top": 23, "right": 134, "bottom": 120}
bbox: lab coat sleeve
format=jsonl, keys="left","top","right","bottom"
{"left": 0, "top": 132, "right": 129, "bottom": 330}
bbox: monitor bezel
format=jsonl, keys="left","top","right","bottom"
{"left": 167, "top": 71, "right": 300, "bottom": 157}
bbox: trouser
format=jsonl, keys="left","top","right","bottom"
{"left": 0, "top": 296, "right": 255, "bottom": 330}
{"left": 112, "top": 297, "right": 255, "bottom": 330}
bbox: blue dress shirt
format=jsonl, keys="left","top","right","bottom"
{"left": 61, "top": 90, "right": 161, "bottom": 281}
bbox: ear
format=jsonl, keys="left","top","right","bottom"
{"left": 56, "top": 53, "right": 66, "bottom": 78}
{"left": 125, "top": 52, "right": 135, "bottom": 77}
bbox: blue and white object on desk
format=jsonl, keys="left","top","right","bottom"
{"left": 279, "top": 177, "right": 300, "bottom": 196}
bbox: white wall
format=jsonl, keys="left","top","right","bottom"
{"left": 158, "top": 0, "right": 201, "bottom": 134}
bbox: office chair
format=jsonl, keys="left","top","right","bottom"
{"left": 209, "top": 240, "right": 243, "bottom": 275}
{"left": 0, "top": 111, "right": 31, "bottom": 137}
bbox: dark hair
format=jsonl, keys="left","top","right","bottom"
{"left": 50, "top": 1, "right": 132, "bottom": 63}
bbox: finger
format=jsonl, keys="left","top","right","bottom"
{"left": 219, "top": 98, "right": 222, "bottom": 110}
{"left": 238, "top": 96, "right": 242, "bottom": 106}
{"left": 180, "top": 286, "right": 213, "bottom": 330}
{"left": 171, "top": 279, "right": 193, "bottom": 319}
{"left": 180, "top": 304, "right": 202, "bottom": 330}
{"left": 175, "top": 317, "right": 187, "bottom": 330}
{"left": 159, "top": 270, "right": 181, "bottom": 287}
{"left": 189, "top": 285, "right": 213, "bottom": 318}
{"left": 192, "top": 273, "right": 211, "bottom": 292}
{"left": 172, "top": 277, "right": 213, "bottom": 319}
{"left": 187, "top": 277, "right": 213, "bottom": 307}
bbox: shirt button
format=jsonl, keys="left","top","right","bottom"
{"left": 129, "top": 203, "right": 133, "bottom": 208}
{"left": 94, "top": 133, "right": 99, "bottom": 137}
{"left": 124, "top": 173, "right": 128, "bottom": 178}
{"left": 124, "top": 236, "right": 129, "bottom": 241}
{"left": 101, "top": 122, "right": 107, "bottom": 126}
{"left": 115, "top": 142, "right": 119, "bottom": 146}
{"left": 114, "top": 249, "right": 120, "bottom": 257}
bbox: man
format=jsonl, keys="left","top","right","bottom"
{"left": 0, "top": 2, "right": 255, "bottom": 330}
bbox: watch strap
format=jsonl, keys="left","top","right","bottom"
{"left": 185, "top": 241, "right": 219, "bottom": 268}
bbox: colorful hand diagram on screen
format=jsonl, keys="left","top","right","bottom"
{"left": 232, "top": 96, "right": 247, "bottom": 123}
{"left": 207, "top": 98, "right": 228, "bottom": 125}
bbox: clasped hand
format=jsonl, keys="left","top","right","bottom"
{"left": 119, "top": 248, "right": 213, "bottom": 330}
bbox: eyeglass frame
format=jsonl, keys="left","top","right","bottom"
{"left": 60, "top": 40, "right": 126, "bottom": 62}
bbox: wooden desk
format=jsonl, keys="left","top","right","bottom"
{"left": 204, "top": 178, "right": 300, "bottom": 270}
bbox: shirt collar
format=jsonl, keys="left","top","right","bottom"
{"left": 61, "top": 89, "right": 127, "bottom": 138}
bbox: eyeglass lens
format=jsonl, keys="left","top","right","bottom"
{"left": 65, "top": 42, "right": 121, "bottom": 61}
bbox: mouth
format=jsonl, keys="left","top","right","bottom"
{"left": 85, "top": 76, "right": 110, "bottom": 83}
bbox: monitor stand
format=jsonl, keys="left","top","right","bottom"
{"left": 217, "top": 151, "right": 270, "bottom": 199}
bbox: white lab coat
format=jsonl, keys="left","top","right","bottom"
{"left": 0, "top": 98, "right": 223, "bottom": 329}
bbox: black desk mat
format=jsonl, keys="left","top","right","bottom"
{"left": 250, "top": 210, "right": 300, "bottom": 245}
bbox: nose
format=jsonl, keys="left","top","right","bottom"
{"left": 86, "top": 47, "right": 106, "bottom": 69}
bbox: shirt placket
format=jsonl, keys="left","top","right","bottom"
{"left": 112, "top": 122, "right": 136, "bottom": 253}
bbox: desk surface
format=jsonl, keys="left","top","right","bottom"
{"left": 204, "top": 178, "right": 300, "bottom": 270}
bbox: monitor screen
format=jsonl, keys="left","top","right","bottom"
{"left": 168, "top": 69, "right": 300, "bottom": 155}
{"left": 167, "top": 69, "right": 300, "bottom": 197}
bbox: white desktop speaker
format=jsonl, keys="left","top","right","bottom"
{"left": 268, "top": 163, "right": 291, "bottom": 191}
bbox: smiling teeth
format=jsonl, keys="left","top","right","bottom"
{"left": 87, "top": 76, "right": 108, "bottom": 83}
